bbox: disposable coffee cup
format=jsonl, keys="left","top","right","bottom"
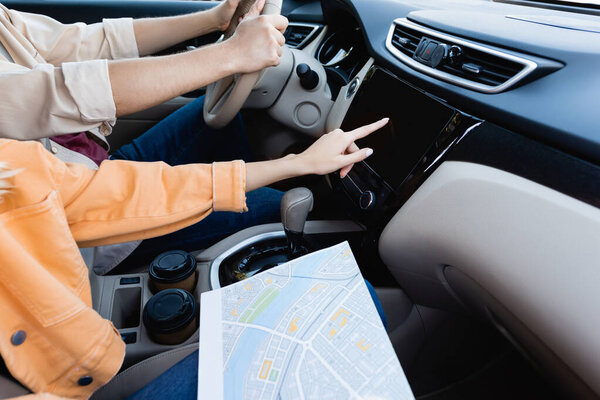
{"left": 149, "top": 250, "right": 197, "bottom": 293}
{"left": 143, "top": 288, "right": 198, "bottom": 345}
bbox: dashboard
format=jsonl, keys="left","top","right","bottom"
{"left": 284, "top": 0, "right": 600, "bottom": 398}
{"left": 288, "top": 0, "right": 600, "bottom": 165}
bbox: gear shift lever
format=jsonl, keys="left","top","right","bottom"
{"left": 281, "top": 188, "right": 313, "bottom": 259}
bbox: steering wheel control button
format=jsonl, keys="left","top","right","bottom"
{"left": 11, "top": 331, "right": 26, "bottom": 346}
{"left": 77, "top": 376, "right": 93, "bottom": 386}
{"left": 143, "top": 289, "right": 198, "bottom": 345}
{"left": 347, "top": 78, "right": 360, "bottom": 99}
{"left": 359, "top": 191, "right": 376, "bottom": 210}
{"left": 149, "top": 250, "right": 197, "bottom": 293}
{"left": 295, "top": 102, "right": 321, "bottom": 128}
{"left": 296, "top": 63, "right": 319, "bottom": 90}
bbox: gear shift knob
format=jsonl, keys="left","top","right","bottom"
{"left": 281, "top": 188, "right": 313, "bottom": 258}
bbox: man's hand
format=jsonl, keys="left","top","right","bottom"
{"left": 211, "top": 0, "right": 266, "bottom": 32}
{"left": 225, "top": 14, "right": 288, "bottom": 74}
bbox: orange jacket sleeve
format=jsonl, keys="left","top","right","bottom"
{"left": 3, "top": 140, "right": 247, "bottom": 248}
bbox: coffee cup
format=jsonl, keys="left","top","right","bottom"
{"left": 149, "top": 250, "right": 197, "bottom": 293}
{"left": 142, "top": 288, "right": 197, "bottom": 345}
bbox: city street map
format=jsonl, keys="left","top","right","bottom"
{"left": 198, "top": 241, "right": 414, "bottom": 400}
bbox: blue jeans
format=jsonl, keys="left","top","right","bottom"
{"left": 111, "top": 96, "right": 283, "bottom": 265}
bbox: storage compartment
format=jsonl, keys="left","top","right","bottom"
{"left": 111, "top": 287, "right": 142, "bottom": 329}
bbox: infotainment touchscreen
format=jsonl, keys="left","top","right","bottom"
{"left": 342, "top": 67, "right": 455, "bottom": 188}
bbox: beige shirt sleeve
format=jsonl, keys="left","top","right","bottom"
{"left": 0, "top": 8, "right": 140, "bottom": 140}
{"left": 5, "top": 9, "right": 139, "bottom": 63}
{"left": 0, "top": 59, "right": 116, "bottom": 139}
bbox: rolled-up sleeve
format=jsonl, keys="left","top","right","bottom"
{"left": 102, "top": 18, "right": 139, "bottom": 60}
{"left": 6, "top": 7, "right": 139, "bottom": 64}
{"left": 62, "top": 59, "right": 116, "bottom": 123}
{"left": 212, "top": 161, "right": 248, "bottom": 213}
{"left": 0, "top": 61, "right": 115, "bottom": 139}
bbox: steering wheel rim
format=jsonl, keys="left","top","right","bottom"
{"left": 203, "top": 0, "right": 283, "bottom": 128}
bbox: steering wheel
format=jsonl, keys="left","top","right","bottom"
{"left": 203, "top": 0, "right": 283, "bottom": 128}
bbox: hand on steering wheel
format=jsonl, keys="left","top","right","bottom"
{"left": 203, "top": 0, "right": 287, "bottom": 128}
{"left": 212, "top": 0, "right": 266, "bottom": 34}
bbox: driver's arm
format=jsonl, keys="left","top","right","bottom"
{"left": 109, "top": 15, "right": 287, "bottom": 117}
{"left": 0, "top": 14, "right": 285, "bottom": 140}
{"left": 132, "top": 0, "right": 264, "bottom": 56}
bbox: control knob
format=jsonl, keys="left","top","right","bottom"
{"left": 359, "top": 190, "right": 376, "bottom": 210}
{"left": 296, "top": 63, "right": 319, "bottom": 90}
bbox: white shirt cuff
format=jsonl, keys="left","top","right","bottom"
{"left": 62, "top": 59, "right": 117, "bottom": 123}
{"left": 102, "top": 17, "right": 139, "bottom": 59}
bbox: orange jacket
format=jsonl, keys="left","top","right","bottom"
{"left": 0, "top": 139, "right": 246, "bottom": 399}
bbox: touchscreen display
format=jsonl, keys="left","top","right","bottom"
{"left": 342, "top": 68, "right": 454, "bottom": 188}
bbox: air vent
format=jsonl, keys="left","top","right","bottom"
{"left": 284, "top": 23, "right": 321, "bottom": 49}
{"left": 390, "top": 24, "right": 422, "bottom": 57}
{"left": 386, "top": 18, "right": 538, "bottom": 93}
{"left": 437, "top": 46, "right": 525, "bottom": 87}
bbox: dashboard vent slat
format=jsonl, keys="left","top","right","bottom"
{"left": 391, "top": 24, "right": 423, "bottom": 57}
{"left": 284, "top": 23, "right": 321, "bottom": 49}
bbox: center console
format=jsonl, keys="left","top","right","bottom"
{"left": 90, "top": 189, "right": 365, "bottom": 368}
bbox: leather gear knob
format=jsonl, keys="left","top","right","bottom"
{"left": 280, "top": 187, "right": 313, "bottom": 234}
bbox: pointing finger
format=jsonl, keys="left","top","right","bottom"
{"left": 341, "top": 147, "right": 374, "bottom": 168}
{"left": 349, "top": 118, "right": 389, "bottom": 142}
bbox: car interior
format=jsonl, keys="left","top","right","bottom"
{"left": 1, "top": 0, "right": 600, "bottom": 398}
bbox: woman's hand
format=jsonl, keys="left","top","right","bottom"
{"left": 245, "top": 118, "right": 388, "bottom": 192}
{"left": 212, "top": 0, "right": 266, "bottom": 32}
{"left": 296, "top": 118, "right": 389, "bottom": 177}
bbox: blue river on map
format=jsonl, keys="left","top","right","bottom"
{"left": 224, "top": 248, "right": 339, "bottom": 400}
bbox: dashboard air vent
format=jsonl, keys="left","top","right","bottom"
{"left": 284, "top": 23, "right": 321, "bottom": 49}
{"left": 437, "top": 47, "right": 525, "bottom": 87}
{"left": 386, "top": 18, "right": 539, "bottom": 93}
{"left": 390, "top": 24, "right": 422, "bottom": 57}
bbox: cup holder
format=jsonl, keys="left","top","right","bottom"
{"left": 143, "top": 288, "right": 198, "bottom": 345}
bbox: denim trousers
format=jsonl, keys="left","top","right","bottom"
{"left": 115, "top": 96, "right": 388, "bottom": 399}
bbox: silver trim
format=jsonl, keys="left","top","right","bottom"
{"left": 385, "top": 18, "right": 538, "bottom": 94}
{"left": 285, "top": 22, "right": 322, "bottom": 49}
{"left": 209, "top": 231, "right": 286, "bottom": 289}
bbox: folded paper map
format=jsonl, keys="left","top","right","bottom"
{"left": 198, "top": 241, "right": 414, "bottom": 399}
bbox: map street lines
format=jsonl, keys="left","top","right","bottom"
{"left": 199, "top": 241, "right": 414, "bottom": 400}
